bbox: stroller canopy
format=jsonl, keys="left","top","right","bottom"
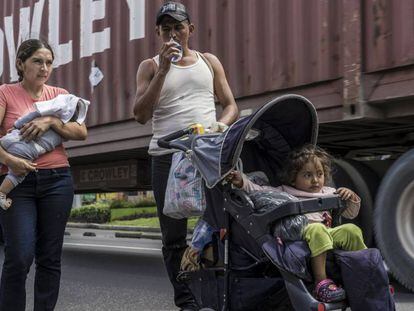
{"left": 190, "top": 94, "right": 318, "bottom": 188}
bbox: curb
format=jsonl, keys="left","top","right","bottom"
{"left": 66, "top": 222, "right": 193, "bottom": 240}
{"left": 66, "top": 222, "right": 162, "bottom": 233}
{"left": 114, "top": 232, "right": 163, "bottom": 240}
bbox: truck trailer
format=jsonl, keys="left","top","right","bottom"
{"left": 0, "top": 0, "right": 413, "bottom": 292}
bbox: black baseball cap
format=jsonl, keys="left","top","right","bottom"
{"left": 156, "top": 2, "right": 190, "bottom": 25}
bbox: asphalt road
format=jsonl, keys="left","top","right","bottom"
{"left": 0, "top": 228, "right": 411, "bottom": 310}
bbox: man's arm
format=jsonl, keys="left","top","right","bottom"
{"left": 204, "top": 53, "right": 238, "bottom": 125}
{"left": 133, "top": 59, "right": 162, "bottom": 124}
{"left": 133, "top": 41, "right": 179, "bottom": 124}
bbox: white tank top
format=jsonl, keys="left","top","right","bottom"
{"left": 149, "top": 52, "right": 216, "bottom": 155}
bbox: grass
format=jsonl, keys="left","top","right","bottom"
{"left": 110, "top": 207, "right": 157, "bottom": 221}
{"left": 109, "top": 216, "right": 199, "bottom": 229}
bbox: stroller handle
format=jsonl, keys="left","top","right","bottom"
{"left": 157, "top": 128, "right": 192, "bottom": 150}
{"left": 157, "top": 124, "right": 205, "bottom": 151}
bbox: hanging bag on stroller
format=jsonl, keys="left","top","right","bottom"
{"left": 334, "top": 248, "right": 395, "bottom": 310}
{"left": 164, "top": 151, "right": 206, "bottom": 219}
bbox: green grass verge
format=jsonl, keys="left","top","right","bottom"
{"left": 109, "top": 216, "right": 199, "bottom": 229}
{"left": 110, "top": 207, "right": 157, "bottom": 221}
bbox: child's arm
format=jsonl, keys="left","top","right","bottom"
{"left": 336, "top": 187, "right": 361, "bottom": 219}
{"left": 226, "top": 170, "right": 268, "bottom": 193}
{"left": 14, "top": 111, "right": 41, "bottom": 129}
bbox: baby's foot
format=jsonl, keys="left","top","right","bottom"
{"left": 0, "top": 192, "right": 12, "bottom": 210}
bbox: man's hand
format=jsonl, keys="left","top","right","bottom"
{"left": 158, "top": 41, "right": 181, "bottom": 74}
{"left": 209, "top": 121, "right": 228, "bottom": 133}
{"left": 226, "top": 170, "right": 243, "bottom": 188}
{"left": 336, "top": 187, "right": 358, "bottom": 201}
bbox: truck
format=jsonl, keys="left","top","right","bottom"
{"left": 1, "top": 0, "right": 413, "bottom": 291}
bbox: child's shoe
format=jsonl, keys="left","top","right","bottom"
{"left": 0, "top": 192, "right": 12, "bottom": 210}
{"left": 314, "top": 278, "right": 346, "bottom": 303}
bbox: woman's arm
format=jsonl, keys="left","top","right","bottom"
{"left": 0, "top": 106, "right": 37, "bottom": 175}
{"left": 49, "top": 118, "right": 87, "bottom": 140}
{"left": 20, "top": 116, "right": 87, "bottom": 141}
{"left": 0, "top": 146, "right": 37, "bottom": 175}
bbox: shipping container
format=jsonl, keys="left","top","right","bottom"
{"left": 1, "top": 0, "right": 414, "bottom": 294}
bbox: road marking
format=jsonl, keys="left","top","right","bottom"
{"left": 64, "top": 242, "right": 162, "bottom": 252}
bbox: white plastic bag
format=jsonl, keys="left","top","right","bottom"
{"left": 163, "top": 152, "right": 206, "bottom": 219}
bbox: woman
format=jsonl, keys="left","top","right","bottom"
{"left": 0, "top": 39, "right": 87, "bottom": 310}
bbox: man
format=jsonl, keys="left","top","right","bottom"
{"left": 133, "top": 2, "right": 238, "bottom": 310}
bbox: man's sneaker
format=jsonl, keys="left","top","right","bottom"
{"left": 0, "top": 192, "right": 12, "bottom": 210}
{"left": 314, "top": 278, "right": 346, "bottom": 303}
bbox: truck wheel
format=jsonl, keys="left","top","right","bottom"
{"left": 345, "top": 159, "right": 379, "bottom": 202}
{"left": 375, "top": 149, "right": 414, "bottom": 291}
{"left": 333, "top": 159, "right": 374, "bottom": 246}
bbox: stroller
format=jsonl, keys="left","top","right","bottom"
{"left": 158, "top": 95, "right": 355, "bottom": 310}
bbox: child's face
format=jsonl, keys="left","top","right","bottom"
{"left": 293, "top": 158, "right": 325, "bottom": 193}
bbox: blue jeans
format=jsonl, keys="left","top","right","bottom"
{"left": 0, "top": 168, "right": 74, "bottom": 311}
{"left": 151, "top": 154, "right": 196, "bottom": 309}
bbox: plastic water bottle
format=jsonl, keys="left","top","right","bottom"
{"left": 170, "top": 38, "right": 183, "bottom": 63}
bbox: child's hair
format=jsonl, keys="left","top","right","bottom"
{"left": 279, "top": 144, "right": 333, "bottom": 186}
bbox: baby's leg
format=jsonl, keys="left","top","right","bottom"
{"left": 330, "top": 223, "right": 367, "bottom": 251}
{"left": 0, "top": 173, "right": 25, "bottom": 210}
{"left": 0, "top": 177, "right": 16, "bottom": 210}
{"left": 303, "top": 223, "right": 333, "bottom": 282}
{"left": 304, "top": 223, "right": 346, "bottom": 302}
{"left": 0, "top": 177, "right": 16, "bottom": 195}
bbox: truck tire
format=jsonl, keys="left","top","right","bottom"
{"left": 332, "top": 159, "right": 374, "bottom": 246}
{"left": 345, "top": 159, "right": 379, "bottom": 202}
{"left": 375, "top": 149, "right": 414, "bottom": 291}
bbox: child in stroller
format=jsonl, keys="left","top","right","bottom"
{"left": 160, "top": 94, "right": 395, "bottom": 310}
{"left": 182, "top": 144, "right": 367, "bottom": 303}
{"left": 227, "top": 144, "right": 367, "bottom": 302}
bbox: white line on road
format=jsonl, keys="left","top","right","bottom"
{"left": 64, "top": 242, "right": 162, "bottom": 252}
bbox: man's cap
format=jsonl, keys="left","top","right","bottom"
{"left": 156, "top": 2, "right": 190, "bottom": 25}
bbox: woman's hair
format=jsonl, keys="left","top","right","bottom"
{"left": 15, "top": 38, "right": 55, "bottom": 82}
{"left": 279, "top": 144, "right": 333, "bottom": 186}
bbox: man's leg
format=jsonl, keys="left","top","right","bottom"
{"left": 152, "top": 155, "right": 197, "bottom": 309}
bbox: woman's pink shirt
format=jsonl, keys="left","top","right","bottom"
{"left": 0, "top": 83, "right": 70, "bottom": 171}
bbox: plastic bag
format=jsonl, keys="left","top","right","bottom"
{"left": 248, "top": 190, "right": 297, "bottom": 213}
{"left": 191, "top": 218, "right": 214, "bottom": 251}
{"left": 163, "top": 152, "right": 206, "bottom": 219}
{"left": 271, "top": 214, "right": 309, "bottom": 242}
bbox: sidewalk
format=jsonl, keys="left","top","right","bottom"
{"left": 66, "top": 222, "right": 193, "bottom": 240}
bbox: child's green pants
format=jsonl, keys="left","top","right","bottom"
{"left": 303, "top": 223, "right": 367, "bottom": 257}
